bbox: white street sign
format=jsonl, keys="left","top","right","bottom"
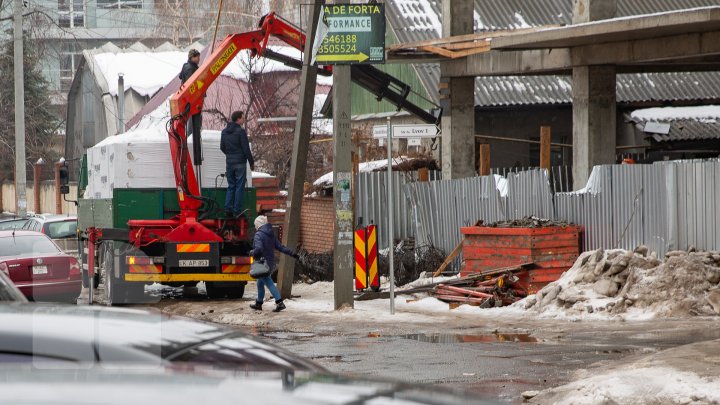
{"left": 408, "top": 138, "right": 422, "bottom": 146}
{"left": 373, "top": 125, "right": 387, "bottom": 138}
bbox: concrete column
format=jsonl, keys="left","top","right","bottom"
{"left": 571, "top": 0, "right": 618, "bottom": 190}
{"left": 572, "top": 0, "right": 617, "bottom": 23}
{"left": 572, "top": 66, "right": 616, "bottom": 189}
{"left": 332, "top": 65, "right": 354, "bottom": 310}
{"left": 440, "top": 0, "right": 475, "bottom": 180}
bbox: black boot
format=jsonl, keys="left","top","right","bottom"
{"left": 272, "top": 300, "right": 286, "bottom": 312}
{"left": 250, "top": 302, "right": 262, "bottom": 311}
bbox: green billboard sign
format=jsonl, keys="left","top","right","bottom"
{"left": 315, "top": 3, "right": 386, "bottom": 64}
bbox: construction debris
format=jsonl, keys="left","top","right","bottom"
{"left": 431, "top": 266, "right": 529, "bottom": 308}
{"left": 294, "top": 250, "right": 334, "bottom": 283}
{"left": 481, "top": 216, "right": 572, "bottom": 228}
{"left": 378, "top": 240, "right": 447, "bottom": 286}
{"left": 523, "top": 247, "right": 720, "bottom": 318}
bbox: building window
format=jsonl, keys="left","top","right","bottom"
{"left": 58, "top": 0, "right": 85, "bottom": 28}
{"left": 60, "top": 44, "right": 82, "bottom": 92}
{"left": 97, "top": 0, "right": 143, "bottom": 9}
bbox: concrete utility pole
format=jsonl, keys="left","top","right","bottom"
{"left": 13, "top": 0, "right": 27, "bottom": 216}
{"left": 572, "top": 0, "right": 617, "bottom": 189}
{"left": 332, "top": 65, "right": 354, "bottom": 310}
{"left": 440, "top": 0, "right": 475, "bottom": 180}
{"left": 277, "top": 0, "right": 323, "bottom": 299}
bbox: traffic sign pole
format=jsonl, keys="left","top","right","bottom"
{"left": 387, "top": 117, "right": 395, "bottom": 315}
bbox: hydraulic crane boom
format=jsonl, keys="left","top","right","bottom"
{"left": 168, "top": 12, "right": 441, "bottom": 221}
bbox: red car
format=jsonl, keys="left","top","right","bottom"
{"left": 0, "top": 230, "right": 81, "bottom": 302}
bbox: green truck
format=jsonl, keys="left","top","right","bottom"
{"left": 72, "top": 156, "right": 257, "bottom": 305}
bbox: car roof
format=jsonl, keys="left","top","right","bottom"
{"left": 0, "top": 365, "right": 494, "bottom": 405}
{"left": 27, "top": 214, "right": 77, "bottom": 222}
{"left": 0, "top": 304, "right": 323, "bottom": 372}
{"left": 0, "top": 230, "right": 48, "bottom": 238}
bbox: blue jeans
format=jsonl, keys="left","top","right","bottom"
{"left": 256, "top": 275, "right": 281, "bottom": 303}
{"left": 224, "top": 162, "right": 247, "bottom": 213}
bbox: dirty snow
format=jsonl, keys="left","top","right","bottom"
{"left": 631, "top": 105, "right": 720, "bottom": 122}
{"left": 313, "top": 157, "right": 415, "bottom": 187}
{"left": 532, "top": 366, "right": 720, "bottom": 404}
{"left": 529, "top": 338, "right": 720, "bottom": 405}
{"left": 516, "top": 248, "right": 720, "bottom": 320}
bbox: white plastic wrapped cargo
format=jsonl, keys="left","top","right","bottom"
{"left": 84, "top": 128, "right": 255, "bottom": 199}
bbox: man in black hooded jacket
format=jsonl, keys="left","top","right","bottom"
{"left": 220, "top": 111, "right": 254, "bottom": 217}
{"left": 179, "top": 49, "right": 200, "bottom": 84}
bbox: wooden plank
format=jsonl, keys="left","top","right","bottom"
{"left": 478, "top": 143, "right": 490, "bottom": 176}
{"left": 419, "top": 45, "right": 456, "bottom": 58}
{"left": 438, "top": 284, "right": 494, "bottom": 298}
{"left": 540, "top": 126, "right": 551, "bottom": 171}
{"left": 433, "top": 240, "right": 464, "bottom": 277}
{"left": 434, "top": 294, "right": 488, "bottom": 304}
{"left": 387, "top": 25, "right": 560, "bottom": 51}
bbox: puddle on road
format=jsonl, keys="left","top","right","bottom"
{"left": 402, "top": 333, "right": 540, "bottom": 344}
{"left": 263, "top": 332, "right": 317, "bottom": 340}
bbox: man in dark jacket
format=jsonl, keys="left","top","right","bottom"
{"left": 221, "top": 111, "right": 255, "bottom": 217}
{"left": 250, "top": 215, "right": 298, "bottom": 312}
{"left": 179, "top": 49, "right": 200, "bottom": 84}
{"left": 180, "top": 49, "right": 202, "bottom": 141}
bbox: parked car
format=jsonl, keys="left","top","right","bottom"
{"left": 0, "top": 304, "right": 325, "bottom": 370}
{"left": 0, "top": 231, "right": 81, "bottom": 302}
{"left": 0, "top": 270, "right": 28, "bottom": 303}
{"left": 22, "top": 214, "right": 77, "bottom": 239}
{"left": 0, "top": 365, "right": 493, "bottom": 405}
{"left": 0, "top": 217, "right": 29, "bottom": 231}
{"left": 0, "top": 305, "right": 493, "bottom": 405}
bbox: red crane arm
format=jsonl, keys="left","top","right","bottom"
{"left": 167, "top": 12, "right": 309, "bottom": 218}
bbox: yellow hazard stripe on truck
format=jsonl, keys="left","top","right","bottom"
{"left": 176, "top": 243, "right": 210, "bottom": 253}
{"left": 125, "top": 274, "right": 252, "bottom": 282}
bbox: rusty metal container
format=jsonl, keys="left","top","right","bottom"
{"left": 460, "top": 225, "right": 583, "bottom": 293}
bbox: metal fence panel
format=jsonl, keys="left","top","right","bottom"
{"left": 357, "top": 160, "right": 720, "bottom": 266}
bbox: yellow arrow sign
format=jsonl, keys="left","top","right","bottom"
{"left": 316, "top": 52, "right": 369, "bottom": 63}
{"left": 196, "top": 79, "right": 204, "bottom": 90}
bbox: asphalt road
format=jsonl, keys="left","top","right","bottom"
{"left": 256, "top": 322, "right": 720, "bottom": 403}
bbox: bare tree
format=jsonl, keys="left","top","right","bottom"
{"left": 152, "top": 0, "right": 265, "bottom": 47}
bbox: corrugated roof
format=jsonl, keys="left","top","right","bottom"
{"left": 637, "top": 120, "right": 720, "bottom": 142}
{"left": 630, "top": 105, "right": 720, "bottom": 141}
{"left": 388, "top": 0, "right": 720, "bottom": 107}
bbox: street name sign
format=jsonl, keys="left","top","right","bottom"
{"left": 315, "top": 4, "right": 385, "bottom": 64}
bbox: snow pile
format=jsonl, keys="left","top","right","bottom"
{"left": 529, "top": 366, "right": 720, "bottom": 405}
{"left": 630, "top": 105, "right": 720, "bottom": 123}
{"left": 313, "top": 157, "right": 415, "bottom": 187}
{"left": 522, "top": 248, "right": 720, "bottom": 319}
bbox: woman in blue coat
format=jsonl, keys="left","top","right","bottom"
{"left": 250, "top": 215, "right": 298, "bottom": 312}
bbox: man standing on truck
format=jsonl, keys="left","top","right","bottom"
{"left": 179, "top": 49, "right": 200, "bottom": 84}
{"left": 180, "top": 49, "right": 203, "bottom": 144}
{"left": 221, "top": 110, "right": 255, "bottom": 217}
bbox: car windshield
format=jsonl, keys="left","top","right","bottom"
{"left": 44, "top": 221, "right": 77, "bottom": 239}
{"left": 0, "top": 235, "right": 60, "bottom": 257}
{"left": 0, "top": 220, "right": 28, "bottom": 231}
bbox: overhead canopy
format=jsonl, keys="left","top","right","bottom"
{"left": 492, "top": 7, "right": 720, "bottom": 50}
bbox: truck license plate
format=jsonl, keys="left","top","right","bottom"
{"left": 179, "top": 259, "right": 209, "bottom": 267}
{"left": 32, "top": 265, "right": 48, "bottom": 275}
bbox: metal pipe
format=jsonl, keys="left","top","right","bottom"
{"left": 387, "top": 116, "right": 395, "bottom": 315}
{"left": 13, "top": 0, "right": 27, "bottom": 217}
{"left": 475, "top": 134, "right": 572, "bottom": 148}
{"left": 117, "top": 74, "right": 125, "bottom": 134}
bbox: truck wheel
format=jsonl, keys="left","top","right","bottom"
{"left": 226, "top": 282, "right": 246, "bottom": 299}
{"left": 205, "top": 282, "right": 223, "bottom": 299}
{"left": 205, "top": 282, "right": 245, "bottom": 299}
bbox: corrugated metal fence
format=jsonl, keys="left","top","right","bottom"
{"left": 356, "top": 170, "right": 440, "bottom": 250}
{"left": 358, "top": 160, "right": 720, "bottom": 268}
